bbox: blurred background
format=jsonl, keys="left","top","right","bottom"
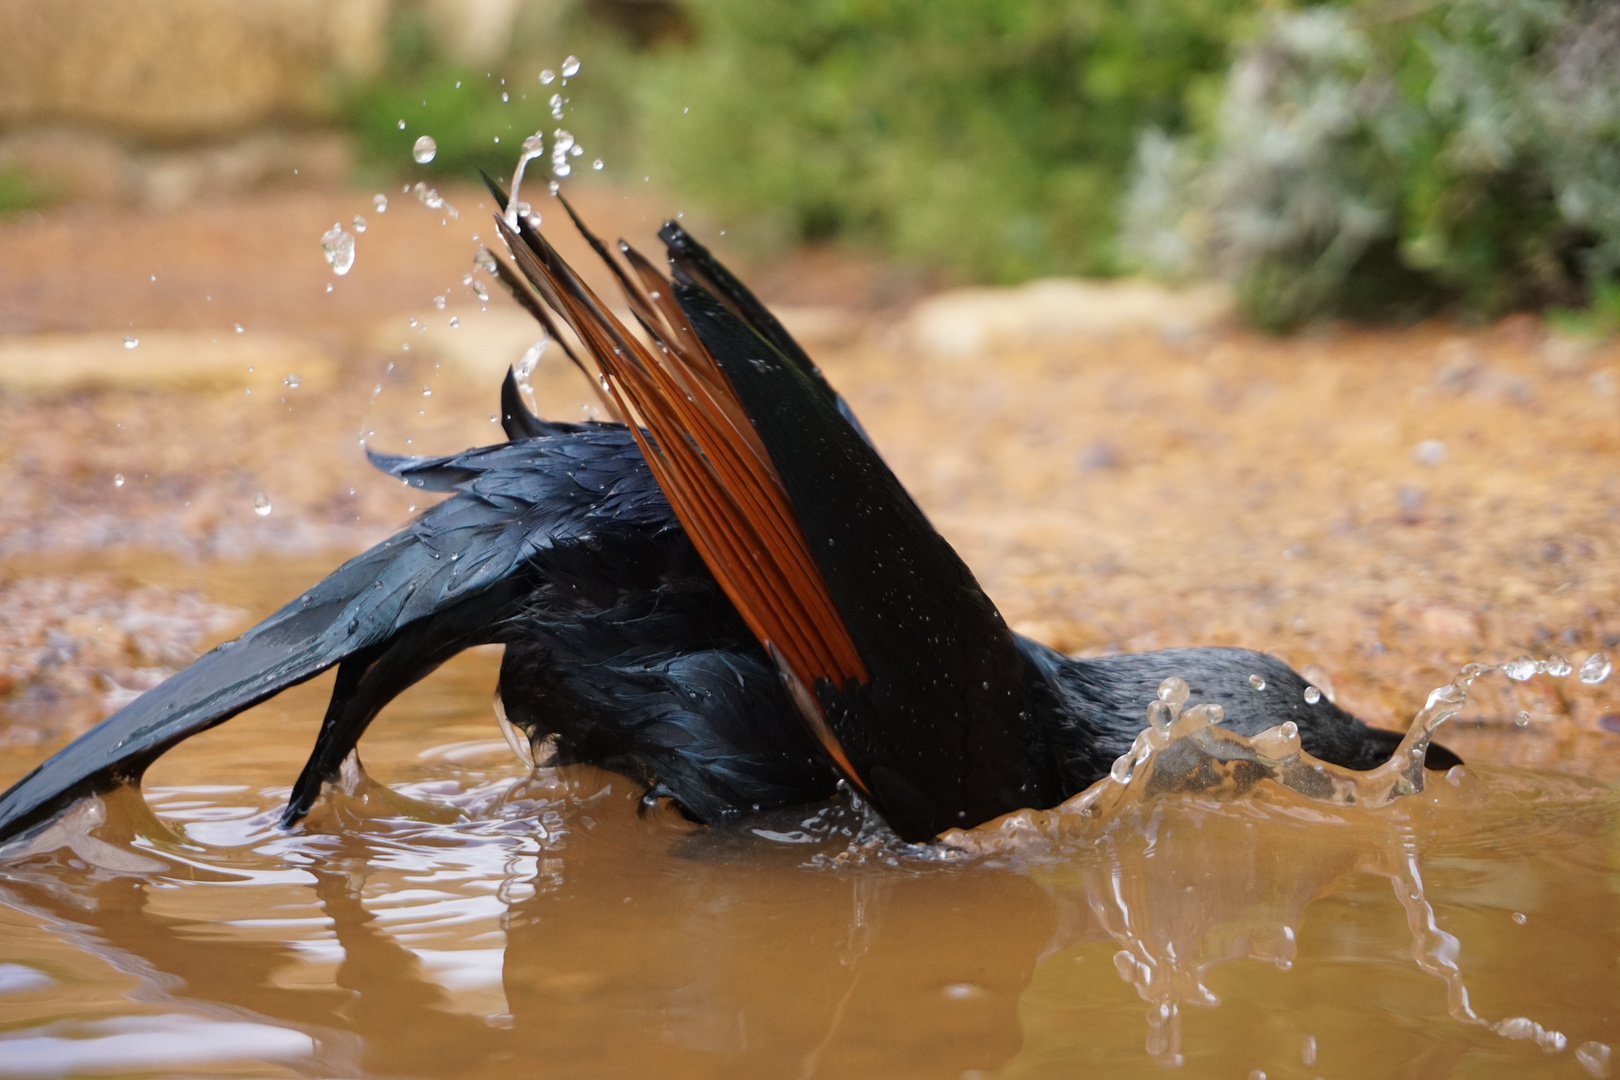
{"left": 0, "top": 0, "right": 1616, "bottom": 767}
{"left": 2, "top": 0, "right": 1618, "bottom": 326}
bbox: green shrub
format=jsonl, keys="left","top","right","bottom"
{"left": 629, "top": 0, "right": 1258, "bottom": 281}
{"left": 1125, "top": 0, "right": 1620, "bottom": 327}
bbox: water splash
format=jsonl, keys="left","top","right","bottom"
{"left": 561, "top": 55, "right": 580, "bottom": 78}
{"left": 505, "top": 133, "right": 546, "bottom": 231}
{"left": 1581, "top": 652, "right": 1612, "bottom": 685}
{"left": 253, "top": 493, "right": 272, "bottom": 517}
{"left": 413, "top": 136, "right": 437, "bottom": 165}
{"left": 319, "top": 224, "right": 355, "bottom": 276}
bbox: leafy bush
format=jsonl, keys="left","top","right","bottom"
{"left": 1125, "top": 0, "right": 1620, "bottom": 327}
{"left": 628, "top": 0, "right": 1258, "bottom": 281}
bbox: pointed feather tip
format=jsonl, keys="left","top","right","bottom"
{"left": 479, "top": 169, "right": 510, "bottom": 211}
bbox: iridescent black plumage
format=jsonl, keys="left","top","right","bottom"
{"left": 0, "top": 214, "right": 1457, "bottom": 847}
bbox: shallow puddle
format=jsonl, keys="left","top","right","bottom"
{"left": 0, "top": 560, "right": 1616, "bottom": 1079}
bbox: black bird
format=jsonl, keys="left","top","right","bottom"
{"left": 0, "top": 189, "right": 1458, "bottom": 846}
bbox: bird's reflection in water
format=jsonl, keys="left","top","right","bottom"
{"left": 0, "top": 764, "right": 1614, "bottom": 1079}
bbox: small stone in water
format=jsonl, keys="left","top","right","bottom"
{"left": 1304, "top": 685, "right": 1322, "bottom": 704}
{"left": 540, "top": 69, "right": 555, "bottom": 85}
{"left": 1249, "top": 673, "right": 1266, "bottom": 691}
{"left": 123, "top": 335, "right": 138, "bottom": 349}
{"left": 320, "top": 224, "right": 355, "bottom": 276}
{"left": 561, "top": 55, "right": 580, "bottom": 77}
{"left": 1413, "top": 439, "right": 1447, "bottom": 466}
{"left": 1502, "top": 655, "right": 1540, "bottom": 681}
{"left": 283, "top": 374, "right": 301, "bottom": 388}
{"left": 1580, "top": 652, "right": 1612, "bottom": 685}
{"left": 374, "top": 193, "right": 388, "bottom": 213}
{"left": 113, "top": 473, "right": 124, "bottom": 487}
{"left": 352, "top": 214, "right": 366, "bottom": 233}
{"left": 253, "top": 493, "right": 272, "bottom": 517}
{"left": 413, "top": 136, "right": 437, "bottom": 164}
{"left": 593, "top": 158, "right": 604, "bottom": 171}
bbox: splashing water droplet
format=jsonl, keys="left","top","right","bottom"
{"left": 433, "top": 295, "right": 446, "bottom": 310}
{"left": 593, "top": 157, "right": 604, "bottom": 171}
{"left": 1544, "top": 654, "right": 1574, "bottom": 678}
{"left": 253, "top": 493, "right": 272, "bottom": 517}
{"left": 540, "top": 69, "right": 555, "bottom": 85}
{"left": 1300, "top": 1035, "right": 1317, "bottom": 1067}
{"left": 1249, "top": 673, "right": 1266, "bottom": 691}
{"left": 448, "top": 316, "right": 459, "bottom": 328}
{"left": 113, "top": 473, "right": 125, "bottom": 487}
{"left": 123, "top": 335, "right": 138, "bottom": 349}
{"left": 397, "top": 118, "right": 406, "bottom": 130}
{"left": 474, "top": 247, "right": 498, "bottom": 275}
{"left": 1304, "top": 686, "right": 1322, "bottom": 704}
{"left": 561, "top": 55, "right": 580, "bottom": 77}
{"left": 352, "top": 214, "right": 367, "bottom": 234}
{"left": 516, "top": 338, "right": 548, "bottom": 381}
{"left": 1575, "top": 1041, "right": 1611, "bottom": 1078}
{"left": 421, "top": 384, "right": 432, "bottom": 397}
{"left": 471, "top": 280, "right": 489, "bottom": 302}
{"left": 1515, "top": 710, "right": 1531, "bottom": 727}
{"left": 501, "top": 91, "right": 509, "bottom": 102}
{"left": 1156, "top": 676, "right": 1189, "bottom": 707}
{"left": 283, "top": 374, "right": 301, "bottom": 389}
{"left": 1502, "top": 655, "right": 1540, "bottom": 681}
{"left": 1581, "top": 652, "right": 1612, "bottom": 685}
{"left": 234, "top": 323, "right": 244, "bottom": 333}
{"left": 413, "top": 136, "right": 437, "bottom": 164}
{"left": 320, "top": 224, "right": 355, "bottom": 276}
{"left": 373, "top": 192, "right": 388, "bottom": 213}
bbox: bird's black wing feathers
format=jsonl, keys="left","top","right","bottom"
{"left": 0, "top": 425, "right": 669, "bottom": 845}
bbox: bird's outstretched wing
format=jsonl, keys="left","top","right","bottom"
{"left": 490, "top": 193, "right": 1055, "bottom": 840}
{"left": 0, "top": 403, "right": 667, "bottom": 845}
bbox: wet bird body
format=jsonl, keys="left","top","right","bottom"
{"left": 0, "top": 201, "right": 1457, "bottom": 847}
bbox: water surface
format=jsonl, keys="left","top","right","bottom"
{"left": 0, "top": 559, "right": 1615, "bottom": 1079}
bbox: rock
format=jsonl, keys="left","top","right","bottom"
{"left": 0, "top": 0, "right": 389, "bottom": 142}
{"left": 906, "top": 278, "right": 1231, "bottom": 359}
{"left": 0, "top": 331, "right": 336, "bottom": 393}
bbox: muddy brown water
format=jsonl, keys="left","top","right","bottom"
{"left": 0, "top": 557, "right": 1616, "bottom": 1079}
{"left": 2, "top": 186, "right": 1619, "bottom": 1077}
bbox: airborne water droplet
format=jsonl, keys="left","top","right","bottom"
{"left": 413, "top": 136, "right": 437, "bottom": 164}
{"left": 433, "top": 295, "right": 446, "bottom": 310}
{"left": 1304, "top": 685, "right": 1322, "bottom": 704}
{"left": 283, "top": 373, "right": 301, "bottom": 388}
{"left": 253, "top": 493, "right": 272, "bottom": 517}
{"left": 374, "top": 192, "right": 388, "bottom": 213}
{"left": 448, "top": 316, "right": 459, "bottom": 328}
{"left": 1515, "top": 711, "right": 1531, "bottom": 727}
{"left": 1502, "top": 655, "right": 1540, "bottom": 681}
{"left": 421, "top": 384, "right": 432, "bottom": 397}
{"left": 1545, "top": 654, "right": 1574, "bottom": 678}
{"left": 320, "top": 223, "right": 355, "bottom": 275}
{"left": 397, "top": 118, "right": 406, "bottom": 130}
{"left": 352, "top": 214, "right": 366, "bottom": 233}
{"left": 113, "top": 473, "right": 125, "bottom": 487}
{"left": 561, "top": 55, "right": 580, "bottom": 77}
{"left": 540, "top": 69, "right": 555, "bottom": 85}
{"left": 1249, "top": 673, "right": 1266, "bottom": 691}
{"left": 234, "top": 323, "right": 244, "bottom": 333}
{"left": 123, "top": 335, "right": 138, "bottom": 349}
{"left": 1156, "top": 676, "right": 1189, "bottom": 706}
{"left": 593, "top": 158, "right": 604, "bottom": 171}
{"left": 1581, "top": 652, "right": 1612, "bottom": 685}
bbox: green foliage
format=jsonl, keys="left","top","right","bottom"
{"left": 346, "top": 3, "right": 638, "bottom": 185}
{"left": 0, "top": 168, "right": 41, "bottom": 214}
{"left": 1125, "top": 0, "right": 1620, "bottom": 327}
{"left": 629, "top": 0, "right": 1257, "bottom": 281}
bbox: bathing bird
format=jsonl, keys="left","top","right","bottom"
{"left": 0, "top": 186, "right": 1459, "bottom": 846}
